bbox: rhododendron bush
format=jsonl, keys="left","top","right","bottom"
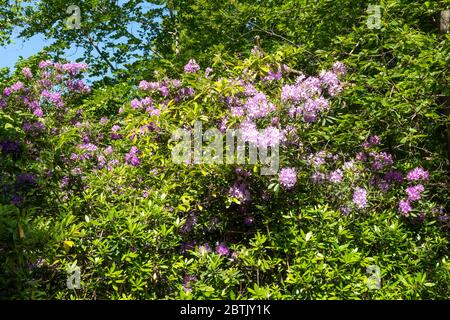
{"left": 0, "top": 45, "right": 448, "bottom": 300}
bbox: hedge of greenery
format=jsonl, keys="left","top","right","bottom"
{"left": 0, "top": 0, "right": 449, "bottom": 300}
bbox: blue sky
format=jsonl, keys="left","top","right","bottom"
{"left": 0, "top": 28, "right": 86, "bottom": 72}
{"left": 0, "top": 0, "right": 159, "bottom": 73}
{"left": 0, "top": 33, "right": 54, "bottom": 70}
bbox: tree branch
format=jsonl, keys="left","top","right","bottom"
{"left": 81, "top": 29, "right": 118, "bottom": 72}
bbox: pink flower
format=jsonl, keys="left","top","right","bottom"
{"left": 406, "top": 167, "right": 429, "bottom": 182}
{"left": 10, "top": 81, "right": 24, "bottom": 92}
{"left": 33, "top": 107, "right": 44, "bottom": 117}
{"left": 405, "top": 184, "right": 425, "bottom": 202}
{"left": 131, "top": 99, "right": 142, "bottom": 109}
{"left": 139, "top": 80, "right": 159, "bottom": 91}
{"left": 398, "top": 200, "right": 412, "bottom": 216}
{"left": 3, "top": 87, "right": 12, "bottom": 97}
{"left": 62, "top": 62, "right": 88, "bottom": 76}
{"left": 39, "top": 60, "right": 53, "bottom": 69}
{"left": 22, "top": 67, "right": 33, "bottom": 79}
{"left": 104, "top": 146, "right": 113, "bottom": 155}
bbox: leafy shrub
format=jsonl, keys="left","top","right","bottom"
{"left": 0, "top": 46, "right": 448, "bottom": 299}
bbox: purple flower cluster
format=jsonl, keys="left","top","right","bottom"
{"left": 259, "top": 126, "right": 284, "bottom": 148}
{"left": 373, "top": 177, "right": 391, "bottom": 192}
{"left": 239, "top": 121, "right": 284, "bottom": 148}
{"left": 111, "top": 125, "right": 123, "bottom": 140}
{"left": 235, "top": 167, "right": 252, "bottom": 178}
{"left": 224, "top": 95, "right": 244, "bottom": 117}
{"left": 62, "top": 62, "right": 88, "bottom": 77}
{"left": 180, "top": 215, "right": 198, "bottom": 234}
{"left": 134, "top": 97, "right": 160, "bottom": 116}
{"left": 279, "top": 167, "right": 297, "bottom": 189}
{"left": 138, "top": 78, "right": 195, "bottom": 104}
{"left": 395, "top": 167, "right": 430, "bottom": 216}
{"left": 280, "top": 63, "right": 344, "bottom": 123}
{"left": 263, "top": 66, "right": 283, "bottom": 82}
{"left": 405, "top": 184, "right": 424, "bottom": 202}
{"left": 99, "top": 117, "right": 109, "bottom": 125}
{"left": 339, "top": 206, "right": 351, "bottom": 216}
{"left": 384, "top": 171, "right": 403, "bottom": 183}
{"left": 23, "top": 121, "right": 45, "bottom": 134}
{"left": 182, "top": 275, "right": 197, "bottom": 292}
{"left": 125, "top": 146, "right": 141, "bottom": 167}
{"left": 77, "top": 143, "right": 98, "bottom": 152}
{"left": 38, "top": 60, "right": 53, "bottom": 69}
{"left": 406, "top": 167, "right": 429, "bottom": 182}
{"left": 184, "top": 59, "right": 201, "bottom": 73}
{"left": 332, "top": 62, "right": 347, "bottom": 76}
{"left": 369, "top": 151, "right": 394, "bottom": 171}
{"left": 306, "top": 151, "right": 329, "bottom": 168}
{"left": 205, "top": 67, "right": 213, "bottom": 78}
{"left": 7, "top": 62, "right": 91, "bottom": 115}
{"left": 139, "top": 80, "right": 159, "bottom": 91}
{"left": 11, "top": 81, "right": 25, "bottom": 92}
{"left": 244, "top": 92, "right": 276, "bottom": 119}
{"left": 40, "top": 89, "right": 64, "bottom": 108}
{"left": 215, "top": 243, "right": 230, "bottom": 256}
{"left": 398, "top": 200, "right": 412, "bottom": 216}
{"left": 0, "top": 140, "right": 21, "bottom": 156}
{"left": 139, "top": 122, "right": 159, "bottom": 136}
{"left": 352, "top": 187, "right": 368, "bottom": 209}
{"left": 96, "top": 155, "right": 107, "bottom": 169}
{"left": 229, "top": 181, "right": 251, "bottom": 203}
{"left": 328, "top": 169, "right": 343, "bottom": 184}
{"left": 362, "top": 135, "right": 381, "bottom": 149}
{"left": 104, "top": 146, "right": 113, "bottom": 155}
{"left": 66, "top": 79, "right": 91, "bottom": 94}
{"left": 3, "top": 82, "right": 25, "bottom": 97}
{"left": 15, "top": 173, "right": 37, "bottom": 187}
{"left": 22, "top": 67, "right": 33, "bottom": 79}
{"left": 319, "top": 71, "right": 343, "bottom": 96}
